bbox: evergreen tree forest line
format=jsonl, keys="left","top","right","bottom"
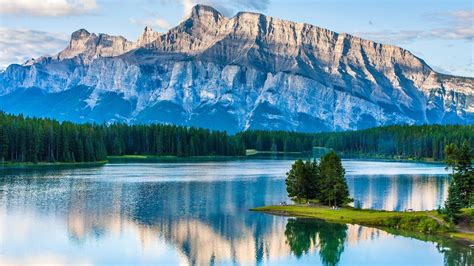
{"left": 0, "top": 112, "right": 473, "bottom": 163}
{"left": 0, "top": 112, "right": 244, "bottom": 163}
{"left": 237, "top": 124, "right": 474, "bottom": 160}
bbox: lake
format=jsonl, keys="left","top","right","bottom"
{"left": 0, "top": 160, "right": 472, "bottom": 265}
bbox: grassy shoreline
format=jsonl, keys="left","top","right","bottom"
{"left": 338, "top": 153, "right": 445, "bottom": 164}
{"left": 251, "top": 205, "right": 474, "bottom": 244}
{"left": 0, "top": 160, "right": 108, "bottom": 169}
{"left": 107, "top": 155, "right": 247, "bottom": 163}
{"left": 1, "top": 154, "right": 448, "bottom": 166}
{"left": 107, "top": 153, "right": 447, "bottom": 163}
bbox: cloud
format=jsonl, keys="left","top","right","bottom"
{"left": 430, "top": 65, "right": 453, "bottom": 75}
{"left": 181, "top": 0, "right": 269, "bottom": 16}
{"left": 426, "top": 10, "right": 474, "bottom": 25}
{"left": 354, "top": 30, "right": 424, "bottom": 44}
{"left": 444, "top": 61, "right": 474, "bottom": 78}
{"left": 130, "top": 17, "right": 171, "bottom": 31}
{"left": 432, "top": 62, "right": 474, "bottom": 78}
{"left": 428, "top": 27, "right": 474, "bottom": 40}
{"left": 129, "top": 9, "right": 171, "bottom": 31}
{"left": 130, "top": 0, "right": 270, "bottom": 33}
{"left": 0, "top": 28, "right": 69, "bottom": 68}
{"left": 354, "top": 9, "right": 474, "bottom": 44}
{"left": 0, "top": 0, "right": 98, "bottom": 17}
{"left": 427, "top": 10, "right": 474, "bottom": 40}
{"left": 158, "top": 0, "right": 269, "bottom": 17}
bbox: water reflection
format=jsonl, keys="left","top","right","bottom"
{"left": 348, "top": 174, "right": 449, "bottom": 211}
{"left": 0, "top": 161, "right": 470, "bottom": 265}
{"left": 285, "top": 218, "right": 347, "bottom": 265}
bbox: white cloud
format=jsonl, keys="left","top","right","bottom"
{"left": 130, "top": 15, "right": 171, "bottom": 31}
{"left": 130, "top": 0, "right": 269, "bottom": 33}
{"left": 354, "top": 30, "right": 424, "bottom": 44}
{"left": 427, "top": 10, "right": 474, "bottom": 40}
{"left": 428, "top": 27, "right": 474, "bottom": 40}
{"left": 427, "top": 10, "right": 474, "bottom": 25}
{"left": 430, "top": 65, "right": 452, "bottom": 75}
{"left": 159, "top": 0, "right": 269, "bottom": 17}
{"left": 0, "top": 28, "right": 69, "bottom": 68}
{"left": 355, "top": 9, "right": 474, "bottom": 44}
{"left": 0, "top": 0, "right": 98, "bottom": 17}
{"left": 443, "top": 61, "right": 474, "bottom": 78}
{"left": 182, "top": 0, "right": 269, "bottom": 16}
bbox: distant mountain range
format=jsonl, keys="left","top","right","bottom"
{"left": 1, "top": 4, "right": 473, "bottom": 133}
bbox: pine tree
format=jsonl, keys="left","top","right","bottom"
{"left": 0, "top": 124, "right": 8, "bottom": 162}
{"left": 271, "top": 139, "right": 277, "bottom": 153}
{"left": 319, "top": 151, "right": 352, "bottom": 207}
{"left": 286, "top": 160, "right": 305, "bottom": 199}
{"left": 444, "top": 141, "right": 473, "bottom": 216}
{"left": 445, "top": 181, "right": 463, "bottom": 218}
{"left": 285, "top": 160, "right": 320, "bottom": 201}
{"left": 256, "top": 135, "right": 263, "bottom": 151}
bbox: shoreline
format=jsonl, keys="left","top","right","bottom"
{"left": 251, "top": 205, "right": 474, "bottom": 245}
{"left": 107, "top": 155, "right": 248, "bottom": 163}
{"left": 0, "top": 160, "right": 108, "bottom": 169}
{"left": 107, "top": 154, "right": 447, "bottom": 164}
{"left": 0, "top": 154, "right": 447, "bottom": 167}
{"left": 339, "top": 155, "right": 445, "bottom": 164}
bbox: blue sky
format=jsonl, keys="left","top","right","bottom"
{"left": 1, "top": 0, "right": 473, "bottom": 77}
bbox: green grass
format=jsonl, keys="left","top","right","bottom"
{"left": 108, "top": 152, "right": 443, "bottom": 164}
{"left": 245, "top": 149, "right": 305, "bottom": 155}
{"left": 251, "top": 205, "right": 473, "bottom": 243}
{"left": 0, "top": 160, "right": 108, "bottom": 169}
{"left": 244, "top": 149, "right": 445, "bottom": 163}
{"left": 108, "top": 155, "right": 238, "bottom": 159}
{"left": 336, "top": 152, "right": 445, "bottom": 164}
{"left": 245, "top": 149, "right": 258, "bottom": 156}
{"left": 450, "top": 232, "right": 474, "bottom": 242}
{"left": 108, "top": 152, "right": 310, "bottom": 162}
{"left": 107, "top": 154, "right": 245, "bottom": 163}
{"left": 108, "top": 155, "right": 149, "bottom": 159}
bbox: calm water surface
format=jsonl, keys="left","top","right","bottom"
{"left": 0, "top": 160, "right": 472, "bottom": 265}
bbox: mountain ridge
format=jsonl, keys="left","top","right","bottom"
{"left": 0, "top": 4, "right": 472, "bottom": 133}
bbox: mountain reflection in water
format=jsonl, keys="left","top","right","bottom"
{"left": 0, "top": 161, "right": 471, "bottom": 265}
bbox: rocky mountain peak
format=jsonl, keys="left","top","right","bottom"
{"left": 1, "top": 5, "right": 472, "bottom": 131}
{"left": 146, "top": 4, "right": 228, "bottom": 53}
{"left": 57, "top": 29, "right": 136, "bottom": 63}
{"left": 184, "top": 4, "right": 227, "bottom": 31}
{"left": 71, "top": 29, "right": 91, "bottom": 40}
{"left": 189, "top": 4, "right": 224, "bottom": 23}
{"left": 144, "top": 26, "right": 152, "bottom": 32}
{"left": 137, "top": 26, "right": 161, "bottom": 47}
{"left": 57, "top": 29, "right": 96, "bottom": 61}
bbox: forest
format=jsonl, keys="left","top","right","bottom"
{"left": 0, "top": 112, "right": 244, "bottom": 163}
{"left": 238, "top": 124, "right": 474, "bottom": 160}
{"left": 0, "top": 112, "right": 472, "bottom": 163}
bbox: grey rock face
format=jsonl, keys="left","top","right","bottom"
{"left": 0, "top": 5, "right": 473, "bottom": 133}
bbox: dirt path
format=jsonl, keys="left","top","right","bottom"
{"left": 455, "top": 216, "right": 474, "bottom": 234}
{"left": 426, "top": 213, "right": 474, "bottom": 234}
{"left": 426, "top": 213, "right": 446, "bottom": 226}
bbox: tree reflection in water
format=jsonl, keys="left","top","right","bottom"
{"left": 438, "top": 242, "right": 474, "bottom": 266}
{"left": 285, "top": 218, "right": 347, "bottom": 265}
{"left": 1, "top": 164, "right": 471, "bottom": 265}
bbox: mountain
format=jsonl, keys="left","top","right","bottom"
{"left": 1, "top": 5, "right": 473, "bottom": 133}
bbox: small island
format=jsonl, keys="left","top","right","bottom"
{"left": 252, "top": 145, "right": 474, "bottom": 244}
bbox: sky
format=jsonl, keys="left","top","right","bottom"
{"left": 0, "top": 0, "right": 473, "bottom": 77}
